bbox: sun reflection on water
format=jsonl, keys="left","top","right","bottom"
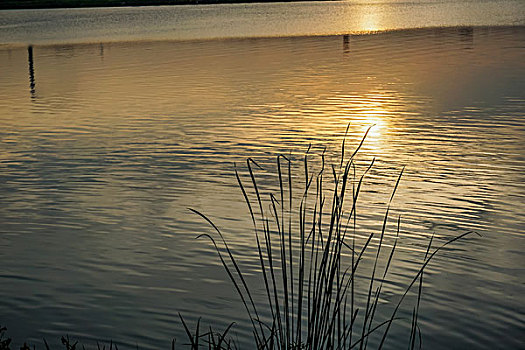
{"left": 359, "top": 9, "right": 383, "bottom": 33}
{"left": 348, "top": 91, "right": 397, "bottom": 150}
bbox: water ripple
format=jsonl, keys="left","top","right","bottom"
{"left": 0, "top": 27, "right": 524, "bottom": 349}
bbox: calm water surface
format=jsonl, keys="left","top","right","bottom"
{"left": 0, "top": 2, "right": 524, "bottom": 349}
{"left": 0, "top": 0, "right": 524, "bottom": 44}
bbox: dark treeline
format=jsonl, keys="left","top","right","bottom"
{"left": 0, "top": 0, "right": 326, "bottom": 10}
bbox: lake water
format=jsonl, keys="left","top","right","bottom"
{"left": 1, "top": 0, "right": 525, "bottom": 44}
{"left": 1, "top": 1, "right": 524, "bottom": 349}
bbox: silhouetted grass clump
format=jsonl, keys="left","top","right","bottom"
{"left": 1, "top": 128, "right": 477, "bottom": 349}
{"left": 187, "top": 126, "right": 477, "bottom": 349}
{"left": 0, "top": 327, "right": 121, "bottom": 350}
{"left": 0, "top": 327, "right": 12, "bottom": 350}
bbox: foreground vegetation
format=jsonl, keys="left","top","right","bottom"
{"left": 0, "top": 0, "right": 325, "bottom": 10}
{"left": 1, "top": 128, "right": 477, "bottom": 348}
{"left": 186, "top": 127, "right": 476, "bottom": 349}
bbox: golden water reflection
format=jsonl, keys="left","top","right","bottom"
{"left": 358, "top": 8, "right": 382, "bottom": 32}
{"left": 0, "top": 27, "right": 524, "bottom": 349}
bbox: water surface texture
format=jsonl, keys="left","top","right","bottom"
{"left": 0, "top": 0, "right": 524, "bottom": 44}
{"left": 1, "top": 2, "right": 524, "bottom": 350}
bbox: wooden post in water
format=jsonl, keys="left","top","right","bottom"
{"left": 27, "top": 45, "right": 36, "bottom": 98}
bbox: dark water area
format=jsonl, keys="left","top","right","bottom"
{"left": 0, "top": 3, "right": 524, "bottom": 349}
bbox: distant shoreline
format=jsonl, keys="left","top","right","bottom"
{"left": 1, "top": 0, "right": 329, "bottom": 10}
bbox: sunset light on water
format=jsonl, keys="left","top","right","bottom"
{"left": 0, "top": 1, "right": 524, "bottom": 349}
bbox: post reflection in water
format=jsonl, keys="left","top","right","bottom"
{"left": 27, "top": 45, "right": 36, "bottom": 98}
{"left": 459, "top": 26, "right": 474, "bottom": 49}
{"left": 343, "top": 34, "right": 350, "bottom": 54}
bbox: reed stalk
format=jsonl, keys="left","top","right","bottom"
{"left": 189, "top": 127, "right": 477, "bottom": 349}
